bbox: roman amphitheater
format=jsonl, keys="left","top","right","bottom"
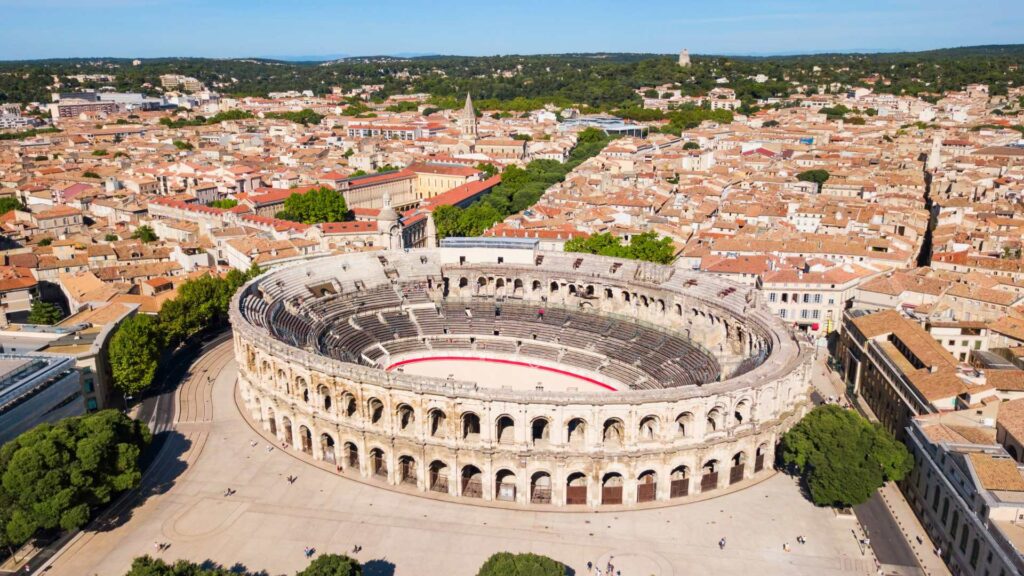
{"left": 230, "top": 241, "right": 813, "bottom": 509}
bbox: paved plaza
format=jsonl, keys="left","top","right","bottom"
{"left": 46, "top": 342, "right": 874, "bottom": 576}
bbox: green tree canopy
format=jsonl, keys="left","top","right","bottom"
{"left": 476, "top": 552, "right": 565, "bottom": 576}
{"left": 132, "top": 225, "right": 158, "bottom": 243}
{"left": 27, "top": 300, "right": 63, "bottom": 325}
{"left": 277, "top": 187, "right": 350, "bottom": 224}
{"left": 0, "top": 410, "right": 150, "bottom": 549}
{"left": 0, "top": 197, "right": 25, "bottom": 214}
{"left": 682, "top": 141, "right": 700, "bottom": 150}
{"left": 109, "top": 314, "right": 163, "bottom": 396}
{"left": 265, "top": 108, "right": 324, "bottom": 125}
{"left": 206, "top": 198, "right": 238, "bottom": 209}
{"left": 780, "top": 405, "right": 913, "bottom": 507}
{"left": 796, "top": 169, "right": 830, "bottom": 191}
{"left": 565, "top": 232, "right": 676, "bottom": 264}
{"left": 298, "top": 554, "right": 363, "bottom": 576}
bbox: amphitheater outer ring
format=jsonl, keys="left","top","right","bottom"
{"left": 230, "top": 247, "right": 813, "bottom": 509}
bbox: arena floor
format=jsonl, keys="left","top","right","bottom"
{"left": 386, "top": 356, "right": 620, "bottom": 392}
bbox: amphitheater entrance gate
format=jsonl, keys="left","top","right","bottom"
{"left": 602, "top": 473, "right": 624, "bottom": 505}
{"left": 282, "top": 417, "right": 293, "bottom": 446}
{"left": 267, "top": 408, "right": 277, "bottom": 436}
{"left": 637, "top": 470, "right": 657, "bottom": 503}
{"left": 495, "top": 469, "right": 517, "bottom": 502}
{"left": 299, "top": 426, "right": 312, "bottom": 455}
{"left": 320, "top": 433, "right": 335, "bottom": 464}
{"left": 730, "top": 452, "right": 747, "bottom": 485}
{"left": 670, "top": 466, "right": 689, "bottom": 498}
{"left": 429, "top": 461, "right": 449, "bottom": 494}
{"left": 755, "top": 443, "right": 768, "bottom": 472}
{"left": 398, "top": 455, "right": 416, "bottom": 485}
{"left": 701, "top": 460, "right": 719, "bottom": 492}
{"left": 461, "top": 465, "right": 483, "bottom": 498}
{"left": 566, "top": 472, "right": 587, "bottom": 505}
{"left": 343, "top": 442, "right": 359, "bottom": 470}
{"left": 530, "top": 472, "right": 552, "bottom": 504}
{"left": 370, "top": 448, "right": 387, "bottom": 479}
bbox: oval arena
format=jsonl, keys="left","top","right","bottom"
{"left": 230, "top": 243, "right": 813, "bottom": 509}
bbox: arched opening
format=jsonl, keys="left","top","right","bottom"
{"left": 549, "top": 281, "right": 559, "bottom": 294}
{"left": 670, "top": 465, "right": 690, "bottom": 498}
{"left": 566, "top": 472, "right": 587, "bottom": 505}
{"left": 637, "top": 470, "right": 657, "bottom": 503}
{"left": 320, "top": 433, "right": 336, "bottom": 464}
{"left": 532, "top": 280, "right": 542, "bottom": 292}
{"left": 568, "top": 284, "right": 578, "bottom": 297}
{"left": 755, "top": 443, "right": 769, "bottom": 472}
{"left": 461, "top": 465, "right": 483, "bottom": 498}
{"left": 734, "top": 399, "right": 750, "bottom": 424}
{"left": 368, "top": 398, "right": 385, "bottom": 425}
{"left": 397, "top": 404, "right": 415, "bottom": 432}
{"left": 674, "top": 303, "right": 682, "bottom": 316}
{"left": 461, "top": 412, "right": 481, "bottom": 441}
{"left": 604, "top": 287, "right": 614, "bottom": 299}
{"left": 476, "top": 276, "right": 487, "bottom": 295}
{"left": 567, "top": 418, "right": 587, "bottom": 446}
{"left": 429, "top": 460, "right": 449, "bottom": 493}
{"left": 602, "top": 418, "right": 624, "bottom": 446}
{"left": 676, "top": 412, "right": 694, "bottom": 438}
{"left": 701, "top": 460, "right": 719, "bottom": 492}
{"left": 369, "top": 448, "right": 387, "bottom": 479}
{"left": 622, "top": 291, "right": 631, "bottom": 303}
{"left": 428, "top": 409, "right": 447, "bottom": 438}
{"left": 458, "top": 277, "right": 468, "bottom": 289}
{"left": 320, "top": 386, "right": 332, "bottom": 411}
{"left": 302, "top": 388, "right": 310, "bottom": 403}
{"left": 601, "top": 472, "right": 624, "bottom": 505}
{"left": 343, "top": 442, "right": 359, "bottom": 470}
{"left": 495, "top": 278, "right": 506, "bottom": 294}
{"left": 639, "top": 416, "right": 659, "bottom": 441}
{"left": 342, "top": 393, "right": 356, "bottom": 418}
{"left": 495, "top": 469, "right": 517, "bottom": 502}
{"left": 706, "top": 408, "right": 723, "bottom": 433}
{"left": 398, "top": 455, "right": 417, "bottom": 485}
{"left": 297, "top": 426, "right": 311, "bottom": 453}
{"left": 531, "top": 418, "right": 550, "bottom": 446}
{"left": 281, "top": 416, "right": 293, "bottom": 446}
{"left": 513, "top": 278, "right": 524, "bottom": 296}
{"left": 496, "top": 415, "right": 515, "bottom": 444}
{"left": 730, "top": 451, "right": 747, "bottom": 484}
{"left": 530, "top": 471, "right": 552, "bottom": 504}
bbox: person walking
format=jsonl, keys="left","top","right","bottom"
{"left": 719, "top": 537, "right": 726, "bottom": 550}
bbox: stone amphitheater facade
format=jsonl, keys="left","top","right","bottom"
{"left": 230, "top": 245, "right": 813, "bottom": 509}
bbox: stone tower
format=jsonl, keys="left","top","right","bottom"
{"left": 678, "top": 49, "right": 691, "bottom": 68}
{"left": 377, "top": 193, "right": 403, "bottom": 250}
{"left": 461, "top": 92, "right": 478, "bottom": 138}
{"left": 927, "top": 134, "right": 942, "bottom": 172}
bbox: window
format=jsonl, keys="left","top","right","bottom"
{"left": 813, "top": 294, "right": 822, "bottom": 304}
{"left": 802, "top": 294, "right": 810, "bottom": 303}
{"left": 970, "top": 538, "right": 980, "bottom": 568}
{"left": 780, "top": 309, "right": 787, "bottom": 319}
{"left": 959, "top": 525, "right": 969, "bottom": 553}
{"left": 812, "top": 310, "right": 820, "bottom": 320}
{"left": 769, "top": 292, "right": 777, "bottom": 303}
{"left": 941, "top": 497, "right": 949, "bottom": 524}
{"left": 800, "top": 309, "right": 809, "bottom": 319}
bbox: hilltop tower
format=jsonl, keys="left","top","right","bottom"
{"left": 678, "top": 49, "right": 691, "bottom": 68}
{"left": 461, "top": 93, "right": 478, "bottom": 138}
{"left": 927, "top": 134, "right": 942, "bottom": 172}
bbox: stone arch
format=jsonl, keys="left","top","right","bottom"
{"left": 428, "top": 408, "right": 447, "bottom": 437}
{"left": 398, "top": 454, "right": 417, "bottom": 485}
{"left": 281, "top": 415, "right": 293, "bottom": 446}
{"left": 637, "top": 469, "right": 657, "bottom": 503}
{"left": 298, "top": 425, "right": 312, "bottom": 455}
{"left": 670, "top": 465, "right": 690, "bottom": 498}
{"left": 319, "top": 385, "right": 332, "bottom": 411}
{"left": 428, "top": 460, "right": 449, "bottom": 493}
{"left": 367, "top": 398, "right": 385, "bottom": 425}
{"left": 565, "top": 472, "right": 588, "bottom": 505}
{"left": 755, "top": 442, "right": 770, "bottom": 472}
{"left": 706, "top": 407, "right": 724, "bottom": 433}
{"left": 458, "top": 277, "right": 468, "bottom": 289}
{"left": 675, "top": 411, "right": 694, "bottom": 438}
{"left": 674, "top": 303, "right": 683, "bottom": 316}
{"left": 369, "top": 447, "right": 388, "bottom": 479}
{"left": 530, "top": 471, "right": 552, "bottom": 504}
{"left": 734, "top": 398, "right": 751, "bottom": 424}
{"left": 532, "top": 280, "right": 542, "bottom": 292}
{"left": 601, "top": 472, "right": 624, "bottom": 505}
{"left": 602, "top": 418, "right": 625, "bottom": 445}
{"left": 343, "top": 441, "right": 359, "bottom": 469}
{"left": 342, "top": 392, "right": 357, "bottom": 418}
{"left": 320, "top": 432, "right": 336, "bottom": 463}
{"left": 639, "top": 415, "right": 659, "bottom": 441}
{"left": 567, "top": 418, "right": 587, "bottom": 446}
{"left": 266, "top": 406, "right": 277, "bottom": 436}
{"left": 461, "top": 412, "right": 481, "bottom": 440}
{"left": 549, "top": 281, "right": 559, "bottom": 293}
{"left": 730, "top": 451, "right": 747, "bottom": 485}
{"left": 701, "top": 459, "right": 720, "bottom": 492}
{"left": 495, "top": 469, "right": 517, "bottom": 502}
{"left": 513, "top": 278, "right": 524, "bottom": 296}
{"left": 530, "top": 417, "right": 550, "bottom": 446}
{"left": 496, "top": 415, "right": 515, "bottom": 444}
{"left": 461, "top": 465, "right": 483, "bottom": 498}
{"left": 396, "top": 403, "right": 415, "bottom": 432}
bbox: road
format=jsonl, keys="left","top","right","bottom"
{"left": 854, "top": 493, "right": 919, "bottom": 570}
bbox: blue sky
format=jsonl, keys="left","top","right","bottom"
{"left": 1, "top": 0, "right": 1022, "bottom": 60}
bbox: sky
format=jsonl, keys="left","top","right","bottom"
{"left": 1, "top": 0, "right": 1023, "bottom": 60}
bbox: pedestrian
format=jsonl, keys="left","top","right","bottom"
{"left": 719, "top": 537, "right": 726, "bottom": 549}
{"left": 586, "top": 561, "right": 593, "bottom": 572}
{"left": 154, "top": 541, "right": 161, "bottom": 551}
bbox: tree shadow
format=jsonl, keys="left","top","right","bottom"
{"left": 91, "top": 430, "right": 193, "bottom": 532}
{"left": 363, "top": 558, "right": 397, "bottom": 576}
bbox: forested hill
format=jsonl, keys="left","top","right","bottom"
{"left": 2, "top": 45, "right": 1023, "bottom": 110}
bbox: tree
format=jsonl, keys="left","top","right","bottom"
{"left": 762, "top": 119, "right": 780, "bottom": 127}
{"left": 131, "top": 225, "right": 158, "bottom": 243}
{"left": 37, "top": 238, "right": 52, "bottom": 246}
{"left": 298, "top": 554, "right": 362, "bottom": 576}
{"left": 476, "top": 552, "right": 565, "bottom": 576}
{"left": 122, "top": 556, "right": 236, "bottom": 575}
{"left": 82, "top": 171, "right": 101, "bottom": 179}
{"left": 682, "top": 141, "right": 700, "bottom": 150}
{"left": 172, "top": 140, "right": 193, "bottom": 150}
{"left": 92, "top": 149, "right": 108, "bottom": 156}
{"left": 780, "top": 405, "right": 912, "bottom": 508}
{"left": 565, "top": 232, "right": 675, "bottom": 264}
{"left": 109, "top": 314, "right": 164, "bottom": 396}
{"left": 206, "top": 199, "right": 238, "bottom": 209}
{"left": 796, "top": 169, "right": 830, "bottom": 192}
{"left": 27, "top": 300, "right": 63, "bottom": 325}
{"left": 0, "top": 410, "right": 150, "bottom": 550}
{"left": 0, "top": 197, "right": 25, "bottom": 214}
{"left": 104, "top": 233, "right": 119, "bottom": 242}
{"left": 276, "top": 187, "right": 350, "bottom": 224}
